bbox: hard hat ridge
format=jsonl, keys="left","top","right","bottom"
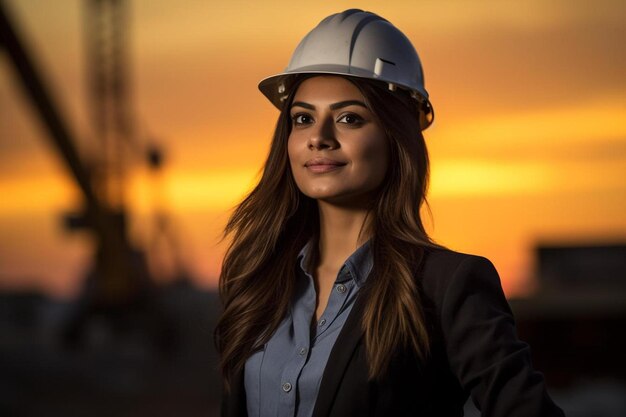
{"left": 258, "top": 9, "right": 434, "bottom": 130}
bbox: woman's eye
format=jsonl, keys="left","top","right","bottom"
{"left": 337, "top": 113, "right": 364, "bottom": 125}
{"left": 292, "top": 114, "right": 313, "bottom": 125}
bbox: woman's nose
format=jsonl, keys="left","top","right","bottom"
{"left": 308, "top": 117, "right": 337, "bottom": 150}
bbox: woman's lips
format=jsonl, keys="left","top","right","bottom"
{"left": 304, "top": 158, "right": 347, "bottom": 173}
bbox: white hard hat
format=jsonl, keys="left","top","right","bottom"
{"left": 258, "top": 9, "right": 434, "bottom": 130}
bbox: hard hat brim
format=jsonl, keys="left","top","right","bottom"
{"left": 258, "top": 69, "right": 434, "bottom": 130}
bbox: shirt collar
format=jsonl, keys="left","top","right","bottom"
{"left": 297, "top": 239, "right": 373, "bottom": 288}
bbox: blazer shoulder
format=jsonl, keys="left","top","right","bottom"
{"left": 422, "top": 247, "right": 492, "bottom": 267}
{"left": 419, "top": 247, "right": 498, "bottom": 295}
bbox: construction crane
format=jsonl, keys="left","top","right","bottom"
{"left": 0, "top": 0, "right": 176, "bottom": 350}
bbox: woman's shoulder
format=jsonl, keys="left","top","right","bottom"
{"left": 418, "top": 246, "right": 503, "bottom": 302}
{"left": 420, "top": 246, "right": 497, "bottom": 277}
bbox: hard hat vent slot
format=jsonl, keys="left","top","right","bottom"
{"left": 374, "top": 57, "right": 396, "bottom": 78}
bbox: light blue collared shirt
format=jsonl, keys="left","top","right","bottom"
{"left": 244, "top": 240, "right": 373, "bottom": 417}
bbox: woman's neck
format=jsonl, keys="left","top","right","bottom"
{"left": 316, "top": 201, "right": 370, "bottom": 271}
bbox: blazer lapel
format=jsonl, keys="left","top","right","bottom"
{"left": 312, "top": 292, "right": 367, "bottom": 417}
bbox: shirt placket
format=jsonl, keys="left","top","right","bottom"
{"left": 278, "top": 273, "right": 315, "bottom": 417}
{"left": 313, "top": 267, "right": 353, "bottom": 342}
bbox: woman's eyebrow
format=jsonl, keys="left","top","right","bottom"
{"left": 291, "top": 100, "right": 368, "bottom": 111}
{"left": 291, "top": 101, "right": 315, "bottom": 110}
{"left": 329, "top": 100, "right": 367, "bottom": 110}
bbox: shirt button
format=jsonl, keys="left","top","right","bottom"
{"left": 336, "top": 284, "right": 347, "bottom": 294}
{"left": 282, "top": 382, "right": 292, "bottom": 392}
{"left": 318, "top": 318, "right": 326, "bottom": 326}
{"left": 299, "top": 347, "right": 307, "bottom": 356}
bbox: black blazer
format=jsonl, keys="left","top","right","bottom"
{"left": 222, "top": 248, "right": 565, "bottom": 417}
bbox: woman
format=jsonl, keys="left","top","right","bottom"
{"left": 215, "top": 9, "right": 565, "bottom": 417}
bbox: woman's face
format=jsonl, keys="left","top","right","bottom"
{"left": 287, "top": 76, "right": 389, "bottom": 207}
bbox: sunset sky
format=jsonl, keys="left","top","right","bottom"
{"left": 1, "top": 0, "right": 625, "bottom": 299}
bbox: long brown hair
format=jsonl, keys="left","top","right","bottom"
{"left": 215, "top": 75, "right": 439, "bottom": 390}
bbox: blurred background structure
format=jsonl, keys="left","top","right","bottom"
{"left": 0, "top": 0, "right": 625, "bottom": 416}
